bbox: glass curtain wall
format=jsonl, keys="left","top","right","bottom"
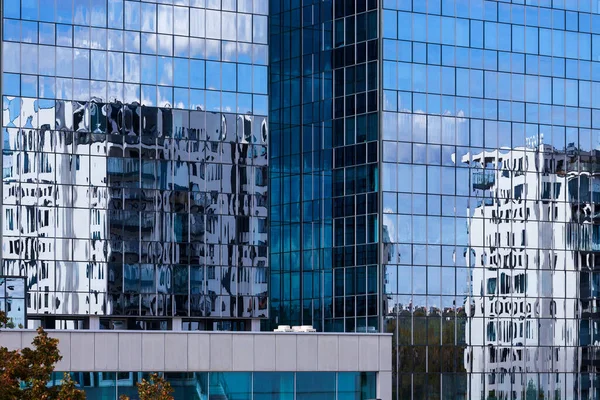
{"left": 269, "top": 0, "right": 335, "bottom": 331}
{"left": 1, "top": 0, "right": 269, "bottom": 327}
{"left": 48, "top": 371, "right": 377, "bottom": 400}
{"left": 0, "top": 276, "right": 26, "bottom": 327}
{"left": 268, "top": 0, "right": 380, "bottom": 333}
{"left": 382, "top": 0, "right": 600, "bottom": 399}
{"left": 330, "top": 0, "right": 379, "bottom": 333}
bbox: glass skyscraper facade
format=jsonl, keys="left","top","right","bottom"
{"left": 269, "top": 0, "right": 380, "bottom": 333}
{"left": 1, "top": 0, "right": 269, "bottom": 330}
{"left": 5, "top": 0, "right": 600, "bottom": 398}
{"left": 381, "top": 1, "right": 600, "bottom": 398}
{"left": 271, "top": 0, "right": 600, "bottom": 399}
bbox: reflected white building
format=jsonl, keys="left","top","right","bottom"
{"left": 2, "top": 98, "right": 268, "bottom": 329}
{"left": 463, "top": 143, "right": 584, "bottom": 399}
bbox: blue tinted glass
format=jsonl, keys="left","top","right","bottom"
{"left": 3, "top": 19, "right": 20, "bottom": 41}
{"left": 206, "top": 61, "right": 221, "bottom": 90}
{"left": 56, "top": 0, "right": 73, "bottom": 23}
{"left": 38, "top": 22, "right": 55, "bottom": 44}
{"left": 253, "top": 94, "right": 267, "bottom": 116}
{"left": 237, "top": 64, "right": 252, "bottom": 93}
{"left": 206, "top": 90, "right": 220, "bottom": 111}
{"left": 222, "top": 62, "right": 237, "bottom": 92}
{"left": 4, "top": 0, "right": 20, "bottom": 18}
{"left": 190, "top": 60, "right": 205, "bottom": 89}
{"left": 3, "top": 73, "right": 20, "bottom": 96}
{"left": 211, "top": 372, "right": 251, "bottom": 399}
{"left": 253, "top": 372, "right": 294, "bottom": 400}
{"left": 21, "top": 74, "right": 37, "bottom": 97}
{"left": 174, "top": 58, "right": 189, "bottom": 88}
{"left": 383, "top": 10, "right": 397, "bottom": 39}
{"left": 338, "top": 372, "right": 376, "bottom": 399}
{"left": 21, "top": 0, "right": 38, "bottom": 20}
{"left": 2, "top": 0, "right": 269, "bottom": 323}
{"left": 253, "top": 65, "right": 268, "bottom": 95}
{"left": 296, "top": 372, "right": 335, "bottom": 399}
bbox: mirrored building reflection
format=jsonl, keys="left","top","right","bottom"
{"left": 376, "top": 0, "right": 600, "bottom": 396}
{"left": 1, "top": 0, "right": 268, "bottom": 330}
{"left": 462, "top": 143, "right": 582, "bottom": 400}
{"left": 0, "top": 276, "right": 26, "bottom": 327}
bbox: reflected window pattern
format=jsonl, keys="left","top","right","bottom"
{"left": 1, "top": 98, "right": 268, "bottom": 319}
{"left": 0, "top": 276, "right": 26, "bottom": 328}
{"left": 2, "top": 0, "right": 268, "bottom": 114}
{"left": 48, "top": 371, "right": 377, "bottom": 400}
{"left": 381, "top": 1, "right": 600, "bottom": 399}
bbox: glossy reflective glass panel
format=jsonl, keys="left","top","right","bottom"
{"left": 382, "top": 0, "right": 600, "bottom": 399}
{"left": 1, "top": 0, "right": 268, "bottom": 114}
{"left": 48, "top": 372, "right": 376, "bottom": 400}
{"left": 2, "top": 0, "right": 269, "bottom": 323}
{"left": 268, "top": 0, "right": 380, "bottom": 334}
{"left": 1, "top": 99, "right": 268, "bottom": 319}
{"left": 0, "top": 276, "right": 26, "bottom": 328}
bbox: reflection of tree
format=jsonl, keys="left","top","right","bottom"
{"left": 120, "top": 373, "right": 174, "bottom": 400}
{"left": 484, "top": 382, "right": 552, "bottom": 400}
{"left": 523, "top": 380, "right": 545, "bottom": 400}
{"left": 387, "top": 308, "right": 468, "bottom": 399}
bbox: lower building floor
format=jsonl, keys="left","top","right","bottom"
{"left": 48, "top": 371, "right": 378, "bottom": 399}
{"left": 0, "top": 329, "right": 391, "bottom": 399}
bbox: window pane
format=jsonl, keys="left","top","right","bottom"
{"left": 338, "top": 372, "right": 377, "bottom": 400}
{"left": 210, "top": 372, "right": 251, "bottom": 400}
{"left": 253, "top": 372, "right": 294, "bottom": 400}
{"left": 296, "top": 372, "right": 335, "bottom": 400}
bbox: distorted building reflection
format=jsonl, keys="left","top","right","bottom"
{"left": 462, "top": 141, "right": 600, "bottom": 399}
{"left": 2, "top": 98, "right": 268, "bottom": 329}
{"left": 1, "top": 0, "right": 269, "bottom": 331}
{"left": 0, "top": 276, "right": 26, "bottom": 327}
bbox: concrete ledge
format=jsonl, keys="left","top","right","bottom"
{"left": 0, "top": 330, "right": 392, "bottom": 373}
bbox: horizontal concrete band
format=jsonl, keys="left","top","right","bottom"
{"left": 0, "top": 331, "right": 392, "bottom": 373}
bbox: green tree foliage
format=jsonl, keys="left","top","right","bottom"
{"left": 0, "top": 311, "right": 86, "bottom": 400}
{"left": 120, "top": 373, "right": 174, "bottom": 400}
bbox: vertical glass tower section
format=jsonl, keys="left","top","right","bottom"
{"left": 330, "top": 0, "right": 380, "bottom": 334}
{"left": 1, "top": 0, "right": 269, "bottom": 330}
{"left": 381, "top": 0, "right": 600, "bottom": 399}
{"left": 269, "top": 0, "right": 379, "bottom": 332}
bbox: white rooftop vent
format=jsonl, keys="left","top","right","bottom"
{"left": 292, "top": 325, "right": 316, "bottom": 332}
{"left": 273, "top": 325, "right": 293, "bottom": 332}
{"left": 273, "top": 325, "right": 316, "bottom": 332}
